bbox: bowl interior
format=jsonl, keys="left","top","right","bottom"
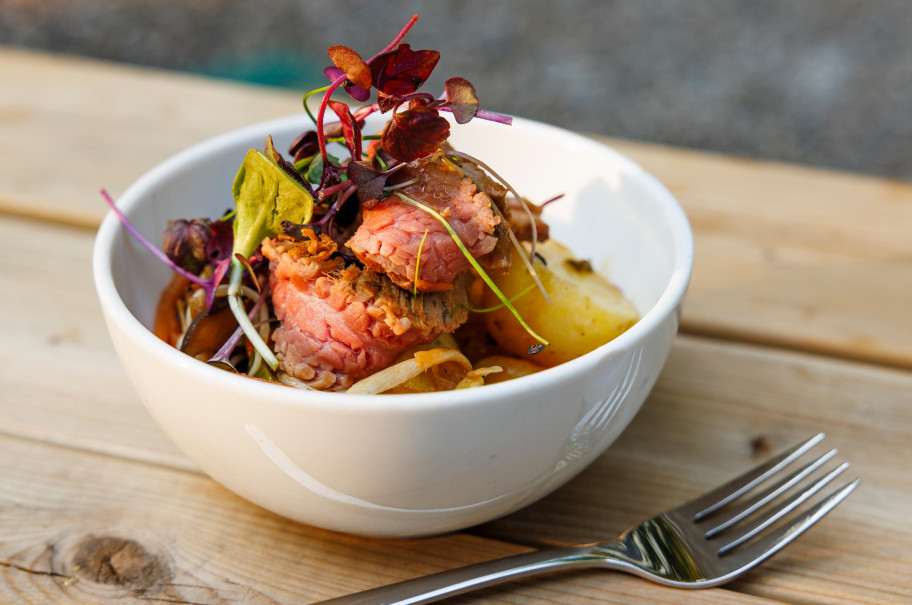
{"left": 106, "top": 114, "right": 689, "bottom": 350}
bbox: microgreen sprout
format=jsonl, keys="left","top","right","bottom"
{"left": 100, "top": 189, "right": 229, "bottom": 311}
{"left": 298, "top": 14, "right": 512, "bottom": 197}
{"left": 539, "top": 193, "right": 565, "bottom": 208}
{"left": 455, "top": 283, "right": 537, "bottom": 316}
{"left": 208, "top": 282, "right": 271, "bottom": 372}
{"left": 413, "top": 228, "right": 430, "bottom": 296}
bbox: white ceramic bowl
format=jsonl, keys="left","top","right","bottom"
{"left": 93, "top": 114, "right": 693, "bottom": 537}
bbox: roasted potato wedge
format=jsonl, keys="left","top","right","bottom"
{"left": 482, "top": 240, "right": 638, "bottom": 367}
{"left": 474, "top": 354, "right": 544, "bottom": 384}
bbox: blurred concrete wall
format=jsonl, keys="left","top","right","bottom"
{"left": 2, "top": 0, "right": 909, "bottom": 180}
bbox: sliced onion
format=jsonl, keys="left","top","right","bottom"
{"left": 347, "top": 348, "right": 473, "bottom": 395}
{"left": 456, "top": 366, "right": 503, "bottom": 389}
{"left": 277, "top": 372, "right": 317, "bottom": 390}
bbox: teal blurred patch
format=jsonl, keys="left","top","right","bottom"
{"left": 189, "top": 49, "right": 326, "bottom": 89}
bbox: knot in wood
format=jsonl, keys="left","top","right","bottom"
{"left": 72, "top": 536, "right": 163, "bottom": 591}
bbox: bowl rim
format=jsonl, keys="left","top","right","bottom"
{"left": 93, "top": 113, "right": 693, "bottom": 414}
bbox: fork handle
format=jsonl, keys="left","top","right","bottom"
{"left": 314, "top": 545, "right": 607, "bottom": 604}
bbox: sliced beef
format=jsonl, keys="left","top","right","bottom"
{"left": 346, "top": 158, "right": 503, "bottom": 292}
{"left": 447, "top": 155, "right": 513, "bottom": 273}
{"left": 506, "top": 196, "right": 549, "bottom": 243}
{"left": 262, "top": 233, "right": 469, "bottom": 391}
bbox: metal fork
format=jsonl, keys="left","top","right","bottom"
{"left": 315, "top": 433, "right": 858, "bottom": 604}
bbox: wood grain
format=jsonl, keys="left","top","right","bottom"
{"left": 0, "top": 433, "right": 781, "bottom": 605}
{"left": 0, "top": 47, "right": 298, "bottom": 228}
{"left": 0, "top": 215, "right": 190, "bottom": 470}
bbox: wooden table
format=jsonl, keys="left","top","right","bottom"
{"left": 1, "top": 47, "right": 910, "bottom": 604}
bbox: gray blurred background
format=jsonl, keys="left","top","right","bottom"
{"left": 2, "top": 0, "right": 909, "bottom": 180}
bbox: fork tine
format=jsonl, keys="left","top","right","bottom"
{"left": 722, "top": 478, "right": 860, "bottom": 573}
{"left": 717, "top": 462, "right": 849, "bottom": 554}
{"left": 687, "top": 433, "right": 826, "bottom": 521}
{"left": 704, "top": 448, "right": 838, "bottom": 538}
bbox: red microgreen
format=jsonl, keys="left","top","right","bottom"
{"left": 370, "top": 43, "right": 440, "bottom": 97}
{"left": 206, "top": 219, "right": 234, "bottom": 263}
{"left": 443, "top": 77, "right": 479, "bottom": 124}
{"left": 204, "top": 259, "right": 232, "bottom": 310}
{"left": 346, "top": 160, "right": 387, "bottom": 204}
{"left": 327, "top": 45, "right": 372, "bottom": 89}
{"left": 539, "top": 193, "right": 565, "bottom": 208}
{"left": 328, "top": 100, "right": 363, "bottom": 159}
{"left": 307, "top": 15, "right": 512, "bottom": 196}
{"left": 382, "top": 105, "right": 450, "bottom": 163}
{"left": 323, "top": 66, "right": 371, "bottom": 102}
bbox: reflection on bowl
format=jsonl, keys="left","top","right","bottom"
{"left": 93, "top": 114, "right": 692, "bottom": 537}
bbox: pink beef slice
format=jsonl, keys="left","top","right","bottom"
{"left": 346, "top": 158, "right": 503, "bottom": 292}
{"left": 262, "top": 233, "right": 469, "bottom": 391}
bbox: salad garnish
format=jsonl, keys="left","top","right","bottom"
{"left": 100, "top": 14, "right": 643, "bottom": 394}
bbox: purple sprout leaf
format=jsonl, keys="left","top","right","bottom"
{"left": 289, "top": 130, "right": 319, "bottom": 164}
{"left": 323, "top": 65, "right": 371, "bottom": 102}
{"left": 371, "top": 43, "right": 440, "bottom": 97}
{"left": 381, "top": 104, "right": 450, "bottom": 163}
{"left": 346, "top": 160, "right": 388, "bottom": 204}
{"left": 203, "top": 257, "right": 231, "bottom": 310}
{"left": 374, "top": 147, "right": 396, "bottom": 170}
{"left": 443, "top": 77, "right": 479, "bottom": 124}
{"left": 328, "top": 100, "right": 363, "bottom": 159}
{"left": 376, "top": 92, "right": 402, "bottom": 113}
{"left": 206, "top": 219, "right": 234, "bottom": 263}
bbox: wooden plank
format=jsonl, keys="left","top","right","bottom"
{"left": 477, "top": 336, "right": 912, "bottom": 605}
{"left": 0, "top": 215, "right": 190, "bottom": 470}
{"left": 0, "top": 47, "right": 299, "bottom": 228}
{"left": 0, "top": 434, "right": 779, "bottom": 605}
{"left": 2, "top": 214, "right": 907, "bottom": 603}
{"left": 602, "top": 138, "right": 912, "bottom": 370}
